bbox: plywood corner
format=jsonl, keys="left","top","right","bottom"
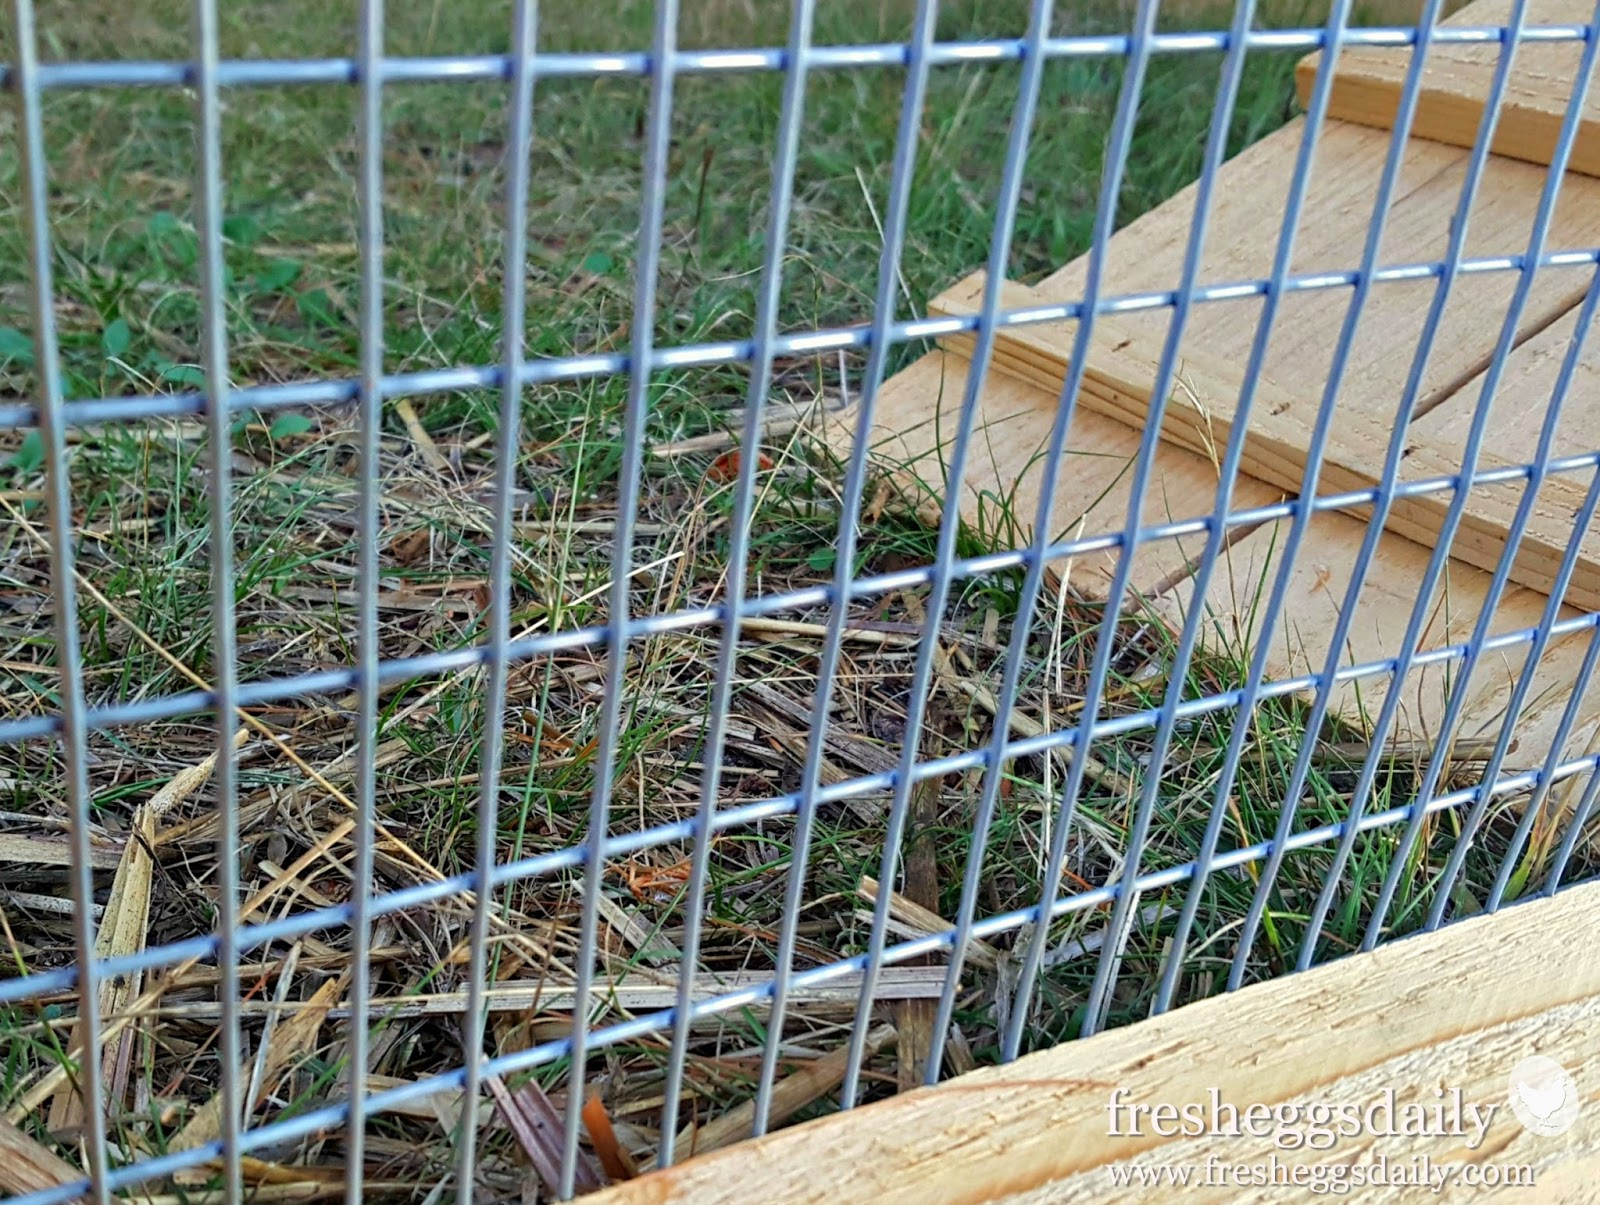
{"left": 1295, "top": 0, "right": 1600, "bottom": 177}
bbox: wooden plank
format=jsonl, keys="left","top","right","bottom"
{"left": 1414, "top": 299, "right": 1600, "bottom": 507}
{"left": 1024, "top": 107, "right": 1600, "bottom": 758}
{"left": 1133, "top": 410, "right": 1600, "bottom": 763}
{"left": 1018, "top": 111, "right": 1600, "bottom": 734}
{"left": 1030, "top": 116, "right": 1600, "bottom": 424}
{"left": 819, "top": 345, "right": 1288, "bottom": 603}
{"left": 1404, "top": 298, "right": 1600, "bottom": 761}
{"left": 1297, "top": 0, "right": 1600, "bottom": 179}
{"left": 822, "top": 94, "right": 1600, "bottom": 746}
{"left": 930, "top": 275, "right": 1600, "bottom": 759}
{"left": 823, "top": 323, "right": 1586, "bottom": 745}
{"left": 816, "top": 338, "right": 1443, "bottom": 736}
{"left": 930, "top": 275, "right": 1600, "bottom": 612}
{"left": 588, "top": 879, "right": 1600, "bottom": 1205}
{"left": 1153, "top": 498, "right": 1600, "bottom": 765}
{"left": 966, "top": 111, "right": 1600, "bottom": 554}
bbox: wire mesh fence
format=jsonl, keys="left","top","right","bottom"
{"left": 3, "top": 0, "right": 1600, "bottom": 1200}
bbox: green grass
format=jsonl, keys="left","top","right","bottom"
{"left": 0, "top": 0, "right": 1592, "bottom": 1195}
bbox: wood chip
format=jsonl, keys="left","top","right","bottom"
{"left": 674, "top": 1022, "right": 896, "bottom": 1160}
{"left": 0, "top": 831, "right": 122, "bottom": 870}
{"left": 0, "top": 1116, "right": 80, "bottom": 1200}
{"left": 487, "top": 1075, "right": 604, "bottom": 1195}
{"left": 157, "top": 967, "right": 949, "bottom": 1022}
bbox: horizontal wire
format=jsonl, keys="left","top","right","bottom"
{"left": 5, "top": 594, "right": 1598, "bottom": 1009}
{"left": 4, "top": 773, "right": 1579, "bottom": 1205}
{"left": 2, "top": 246, "right": 1598, "bottom": 431}
{"left": 2, "top": 446, "right": 1597, "bottom": 747}
{"left": 0, "top": 21, "right": 1587, "bottom": 95}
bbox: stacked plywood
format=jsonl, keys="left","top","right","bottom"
{"left": 826, "top": 0, "right": 1600, "bottom": 767}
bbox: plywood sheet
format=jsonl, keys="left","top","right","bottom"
{"left": 1298, "top": 0, "right": 1600, "bottom": 179}
{"left": 1030, "top": 116, "right": 1600, "bottom": 425}
{"left": 826, "top": 76, "right": 1598, "bottom": 752}
{"left": 820, "top": 347, "right": 1287, "bottom": 602}
{"left": 931, "top": 274, "right": 1600, "bottom": 611}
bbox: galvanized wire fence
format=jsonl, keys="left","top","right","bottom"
{"left": 4, "top": 0, "right": 1600, "bottom": 1201}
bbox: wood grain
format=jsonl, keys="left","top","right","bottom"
{"left": 1030, "top": 116, "right": 1600, "bottom": 423}
{"left": 589, "top": 880, "right": 1600, "bottom": 1204}
{"left": 819, "top": 345, "right": 1287, "bottom": 602}
{"left": 0, "top": 1117, "right": 80, "bottom": 1201}
{"left": 930, "top": 275, "right": 1600, "bottom": 613}
{"left": 1297, "top": 0, "right": 1600, "bottom": 179}
{"left": 819, "top": 46, "right": 1600, "bottom": 749}
{"left": 930, "top": 274, "right": 1600, "bottom": 760}
{"left": 971, "top": 106, "right": 1600, "bottom": 755}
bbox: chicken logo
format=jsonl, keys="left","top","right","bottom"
{"left": 1507, "top": 1055, "right": 1580, "bottom": 1137}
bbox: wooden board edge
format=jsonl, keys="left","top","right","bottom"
{"left": 1292, "top": 50, "right": 1600, "bottom": 179}
{"left": 928, "top": 275, "right": 1600, "bottom": 613}
{"left": 588, "top": 880, "right": 1600, "bottom": 1205}
{"left": 944, "top": 323, "right": 1600, "bottom": 611}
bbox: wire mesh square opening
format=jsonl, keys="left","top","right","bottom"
{"left": 3, "top": 0, "right": 1599, "bottom": 1200}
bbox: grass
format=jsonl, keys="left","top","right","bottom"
{"left": 0, "top": 0, "right": 1595, "bottom": 1197}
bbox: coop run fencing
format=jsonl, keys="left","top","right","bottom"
{"left": 4, "top": 0, "right": 1600, "bottom": 1201}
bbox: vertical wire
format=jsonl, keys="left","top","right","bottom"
{"left": 1485, "top": 578, "right": 1600, "bottom": 910}
{"left": 346, "top": 0, "right": 384, "bottom": 1198}
{"left": 1149, "top": 0, "right": 1375, "bottom": 1016}
{"left": 456, "top": 1, "right": 539, "bottom": 1197}
{"left": 561, "top": 1, "right": 677, "bottom": 1195}
{"left": 657, "top": 0, "right": 814, "bottom": 1166}
{"left": 10, "top": 3, "right": 111, "bottom": 1200}
{"left": 1435, "top": 474, "right": 1600, "bottom": 921}
{"left": 1372, "top": 267, "right": 1600, "bottom": 943}
{"left": 1540, "top": 689, "right": 1600, "bottom": 894}
{"left": 921, "top": 0, "right": 1068, "bottom": 1084}
{"left": 1223, "top": 0, "right": 1504, "bottom": 990}
{"left": 192, "top": 0, "right": 245, "bottom": 1196}
{"left": 1069, "top": 0, "right": 1259, "bottom": 1035}
{"left": 838, "top": 0, "right": 1106, "bottom": 1104}
{"left": 995, "top": 0, "right": 1216, "bottom": 1060}
{"left": 836, "top": 0, "right": 1062, "bottom": 1105}
{"left": 749, "top": 0, "right": 938, "bottom": 1132}
{"left": 1296, "top": 0, "right": 1599, "bottom": 970}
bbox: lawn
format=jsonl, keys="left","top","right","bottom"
{"left": 0, "top": 0, "right": 1566, "bottom": 1196}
